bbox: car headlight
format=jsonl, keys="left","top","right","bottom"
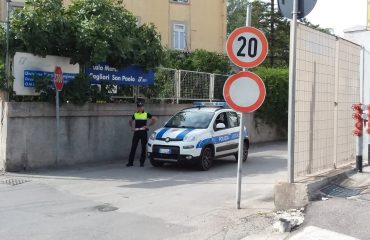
{"left": 184, "top": 135, "right": 196, "bottom": 142}
{"left": 150, "top": 132, "right": 157, "bottom": 140}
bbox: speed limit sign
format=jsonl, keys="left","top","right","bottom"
{"left": 226, "top": 26, "right": 268, "bottom": 68}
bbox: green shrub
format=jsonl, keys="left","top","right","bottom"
{"left": 34, "top": 74, "right": 57, "bottom": 103}
{"left": 62, "top": 74, "right": 91, "bottom": 105}
{"left": 162, "top": 49, "right": 231, "bottom": 74}
{"left": 34, "top": 73, "right": 93, "bottom": 105}
{"left": 253, "top": 67, "right": 289, "bottom": 131}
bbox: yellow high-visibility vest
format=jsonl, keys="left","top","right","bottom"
{"left": 134, "top": 112, "right": 149, "bottom": 120}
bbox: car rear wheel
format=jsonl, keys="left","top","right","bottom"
{"left": 234, "top": 142, "right": 249, "bottom": 162}
{"left": 198, "top": 147, "right": 214, "bottom": 171}
{"left": 150, "top": 159, "right": 165, "bottom": 167}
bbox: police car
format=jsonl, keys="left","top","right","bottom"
{"left": 147, "top": 103, "right": 249, "bottom": 171}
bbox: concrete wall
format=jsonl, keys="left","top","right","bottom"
{"left": 0, "top": 99, "right": 7, "bottom": 172}
{"left": 1, "top": 103, "right": 284, "bottom": 172}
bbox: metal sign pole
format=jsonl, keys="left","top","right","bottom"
{"left": 236, "top": 112, "right": 244, "bottom": 209}
{"left": 357, "top": 47, "right": 365, "bottom": 172}
{"left": 287, "top": 0, "right": 298, "bottom": 183}
{"left": 236, "top": 2, "right": 252, "bottom": 210}
{"left": 5, "top": 0, "right": 11, "bottom": 99}
{"left": 56, "top": 90, "right": 60, "bottom": 165}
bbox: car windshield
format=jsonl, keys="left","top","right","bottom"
{"left": 165, "top": 111, "right": 215, "bottom": 129}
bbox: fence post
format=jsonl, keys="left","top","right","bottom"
{"left": 134, "top": 86, "right": 138, "bottom": 103}
{"left": 333, "top": 39, "right": 340, "bottom": 169}
{"left": 176, "top": 70, "right": 181, "bottom": 104}
{"left": 210, "top": 74, "right": 215, "bottom": 102}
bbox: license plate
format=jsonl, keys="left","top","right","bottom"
{"left": 159, "top": 148, "right": 171, "bottom": 154}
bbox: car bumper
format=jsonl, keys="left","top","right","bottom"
{"left": 147, "top": 152, "right": 200, "bottom": 163}
{"left": 147, "top": 140, "right": 201, "bottom": 163}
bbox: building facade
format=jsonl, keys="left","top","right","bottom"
{"left": 1, "top": 0, "right": 227, "bottom": 53}
{"left": 120, "top": 0, "right": 227, "bottom": 52}
{"left": 0, "top": 0, "right": 24, "bottom": 22}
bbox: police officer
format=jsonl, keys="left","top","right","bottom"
{"left": 127, "top": 101, "right": 157, "bottom": 167}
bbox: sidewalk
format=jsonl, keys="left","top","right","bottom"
{"left": 289, "top": 166, "right": 370, "bottom": 240}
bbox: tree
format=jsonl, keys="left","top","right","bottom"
{"left": 10, "top": 0, "right": 163, "bottom": 69}
{"left": 10, "top": 0, "right": 74, "bottom": 57}
{"left": 8, "top": 0, "right": 163, "bottom": 104}
{"left": 161, "top": 49, "right": 231, "bottom": 74}
{"left": 228, "top": 0, "right": 290, "bottom": 67}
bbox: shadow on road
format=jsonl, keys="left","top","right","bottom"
{"left": 8, "top": 141, "right": 287, "bottom": 189}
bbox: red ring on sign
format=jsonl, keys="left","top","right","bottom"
{"left": 223, "top": 71, "right": 266, "bottom": 113}
{"left": 226, "top": 27, "right": 268, "bottom": 68}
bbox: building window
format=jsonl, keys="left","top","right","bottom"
{"left": 171, "top": 0, "right": 189, "bottom": 3}
{"left": 173, "top": 23, "right": 186, "bottom": 50}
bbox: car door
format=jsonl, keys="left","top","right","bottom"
{"left": 226, "top": 111, "right": 241, "bottom": 154}
{"left": 212, "top": 112, "right": 234, "bottom": 157}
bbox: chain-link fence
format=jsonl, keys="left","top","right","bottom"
{"left": 294, "top": 24, "right": 361, "bottom": 179}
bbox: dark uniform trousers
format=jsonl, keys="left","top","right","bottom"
{"left": 128, "top": 130, "right": 148, "bottom": 165}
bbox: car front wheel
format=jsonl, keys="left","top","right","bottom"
{"left": 198, "top": 147, "right": 214, "bottom": 171}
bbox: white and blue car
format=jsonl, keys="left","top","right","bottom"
{"left": 147, "top": 104, "right": 249, "bottom": 170}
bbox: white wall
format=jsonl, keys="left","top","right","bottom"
{"left": 344, "top": 29, "right": 370, "bottom": 160}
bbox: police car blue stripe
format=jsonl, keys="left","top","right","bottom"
{"left": 196, "top": 131, "right": 240, "bottom": 148}
{"left": 156, "top": 128, "right": 170, "bottom": 139}
{"left": 196, "top": 138, "right": 213, "bottom": 148}
{"left": 176, "top": 128, "right": 195, "bottom": 140}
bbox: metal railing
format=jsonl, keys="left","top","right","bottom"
{"left": 114, "top": 68, "right": 229, "bottom": 103}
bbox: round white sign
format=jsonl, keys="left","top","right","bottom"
{"left": 223, "top": 71, "right": 266, "bottom": 113}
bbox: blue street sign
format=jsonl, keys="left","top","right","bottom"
{"left": 24, "top": 70, "right": 76, "bottom": 88}
{"left": 85, "top": 63, "right": 154, "bottom": 86}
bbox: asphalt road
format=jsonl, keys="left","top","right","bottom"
{"left": 0, "top": 141, "right": 287, "bottom": 240}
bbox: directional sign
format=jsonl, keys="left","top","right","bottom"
{"left": 226, "top": 27, "right": 268, "bottom": 69}
{"left": 53, "top": 66, "right": 64, "bottom": 91}
{"left": 278, "top": 0, "right": 317, "bottom": 19}
{"left": 223, "top": 71, "right": 266, "bottom": 113}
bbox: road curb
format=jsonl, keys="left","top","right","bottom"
{"left": 274, "top": 164, "right": 357, "bottom": 210}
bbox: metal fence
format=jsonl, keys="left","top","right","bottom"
{"left": 294, "top": 24, "right": 361, "bottom": 179}
{"left": 113, "top": 68, "right": 228, "bottom": 102}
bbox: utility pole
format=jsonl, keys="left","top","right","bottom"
{"left": 3, "top": 0, "right": 11, "bottom": 101}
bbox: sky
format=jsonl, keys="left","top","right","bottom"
{"left": 304, "top": 0, "right": 367, "bottom": 35}
{"left": 260, "top": 0, "right": 368, "bottom": 36}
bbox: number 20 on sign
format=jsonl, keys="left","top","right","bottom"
{"left": 226, "top": 27, "right": 268, "bottom": 69}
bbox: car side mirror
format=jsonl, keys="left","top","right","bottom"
{"left": 216, "top": 123, "right": 226, "bottom": 130}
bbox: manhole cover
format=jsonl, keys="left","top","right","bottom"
{"left": 320, "top": 184, "right": 364, "bottom": 198}
{"left": 94, "top": 204, "right": 119, "bottom": 212}
{"left": 1, "top": 178, "right": 31, "bottom": 186}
